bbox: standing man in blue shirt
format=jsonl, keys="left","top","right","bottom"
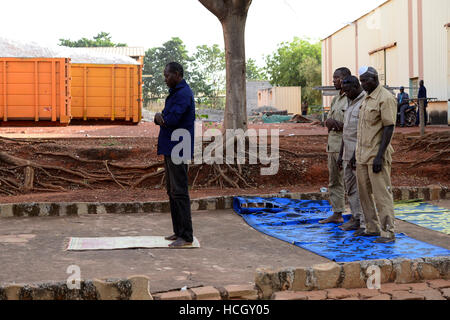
{"left": 154, "top": 62, "right": 195, "bottom": 248}
{"left": 397, "top": 86, "right": 410, "bottom": 127}
{"left": 416, "top": 80, "right": 428, "bottom": 126}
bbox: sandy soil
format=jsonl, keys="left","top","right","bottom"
{"left": 0, "top": 122, "right": 448, "bottom": 204}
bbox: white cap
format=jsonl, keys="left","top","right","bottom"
{"left": 359, "top": 66, "right": 378, "bottom": 76}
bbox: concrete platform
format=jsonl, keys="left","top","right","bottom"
{"left": 0, "top": 204, "right": 449, "bottom": 293}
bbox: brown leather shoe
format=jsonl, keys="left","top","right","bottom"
{"left": 168, "top": 238, "right": 193, "bottom": 248}
{"left": 339, "top": 220, "right": 360, "bottom": 231}
{"left": 319, "top": 213, "right": 344, "bottom": 224}
{"left": 338, "top": 217, "right": 356, "bottom": 230}
{"left": 164, "top": 234, "right": 178, "bottom": 241}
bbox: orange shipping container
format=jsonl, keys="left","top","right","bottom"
{"left": 0, "top": 58, "right": 71, "bottom": 123}
{"left": 71, "top": 64, "right": 142, "bottom": 122}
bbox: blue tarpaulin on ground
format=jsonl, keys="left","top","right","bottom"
{"left": 233, "top": 197, "right": 450, "bottom": 262}
{"left": 394, "top": 202, "right": 450, "bottom": 235}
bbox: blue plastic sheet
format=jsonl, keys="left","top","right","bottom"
{"left": 233, "top": 197, "right": 450, "bottom": 262}
{"left": 395, "top": 202, "right": 450, "bottom": 235}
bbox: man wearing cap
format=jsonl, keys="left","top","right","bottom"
{"left": 319, "top": 67, "right": 351, "bottom": 225}
{"left": 353, "top": 66, "right": 397, "bottom": 243}
{"left": 397, "top": 86, "right": 410, "bottom": 127}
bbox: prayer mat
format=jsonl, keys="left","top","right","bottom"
{"left": 66, "top": 236, "right": 200, "bottom": 251}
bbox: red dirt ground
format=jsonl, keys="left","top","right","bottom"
{"left": 0, "top": 122, "right": 448, "bottom": 203}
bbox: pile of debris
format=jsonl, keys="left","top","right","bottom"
{"left": 248, "top": 106, "right": 313, "bottom": 124}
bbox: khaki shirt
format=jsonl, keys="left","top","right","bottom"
{"left": 343, "top": 91, "right": 366, "bottom": 161}
{"left": 327, "top": 92, "right": 347, "bottom": 153}
{"left": 356, "top": 84, "right": 397, "bottom": 165}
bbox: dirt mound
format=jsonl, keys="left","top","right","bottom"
{"left": 0, "top": 132, "right": 447, "bottom": 202}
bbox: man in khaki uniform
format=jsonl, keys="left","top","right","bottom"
{"left": 319, "top": 67, "right": 351, "bottom": 224}
{"left": 337, "top": 76, "right": 366, "bottom": 232}
{"left": 353, "top": 66, "right": 397, "bottom": 243}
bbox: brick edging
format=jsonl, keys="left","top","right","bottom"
{"left": 255, "top": 256, "right": 450, "bottom": 299}
{"left": 0, "top": 278, "right": 259, "bottom": 301}
{"left": 1, "top": 186, "right": 448, "bottom": 218}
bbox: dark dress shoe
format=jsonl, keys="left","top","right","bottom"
{"left": 164, "top": 234, "right": 178, "bottom": 241}
{"left": 169, "top": 238, "right": 193, "bottom": 248}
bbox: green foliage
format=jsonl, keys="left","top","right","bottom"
{"left": 192, "top": 44, "right": 225, "bottom": 107}
{"left": 246, "top": 58, "right": 267, "bottom": 80}
{"left": 58, "top": 32, "right": 127, "bottom": 48}
{"left": 265, "top": 37, "right": 322, "bottom": 105}
{"left": 298, "top": 56, "right": 322, "bottom": 106}
{"left": 143, "top": 37, "right": 192, "bottom": 102}
{"left": 143, "top": 39, "right": 226, "bottom": 109}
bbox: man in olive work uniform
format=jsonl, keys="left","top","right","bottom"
{"left": 353, "top": 66, "right": 397, "bottom": 243}
{"left": 337, "top": 75, "right": 366, "bottom": 232}
{"left": 319, "top": 67, "right": 351, "bottom": 225}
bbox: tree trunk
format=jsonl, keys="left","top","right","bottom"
{"left": 222, "top": 15, "right": 248, "bottom": 131}
{"left": 198, "top": 0, "right": 252, "bottom": 131}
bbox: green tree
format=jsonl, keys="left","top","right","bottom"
{"left": 192, "top": 44, "right": 226, "bottom": 108}
{"left": 143, "top": 37, "right": 192, "bottom": 102}
{"left": 246, "top": 58, "right": 266, "bottom": 80}
{"left": 58, "top": 32, "right": 127, "bottom": 47}
{"left": 265, "top": 37, "right": 322, "bottom": 105}
{"left": 298, "top": 56, "right": 322, "bottom": 105}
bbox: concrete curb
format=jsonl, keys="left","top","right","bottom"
{"left": 254, "top": 256, "right": 450, "bottom": 299}
{"left": 0, "top": 186, "right": 448, "bottom": 218}
{"left": 0, "top": 278, "right": 258, "bottom": 301}
{"left": 0, "top": 276, "right": 153, "bottom": 300}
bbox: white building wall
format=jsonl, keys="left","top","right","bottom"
{"left": 322, "top": 0, "right": 450, "bottom": 123}
{"left": 331, "top": 24, "right": 356, "bottom": 75}
{"left": 422, "top": 0, "right": 450, "bottom": 101}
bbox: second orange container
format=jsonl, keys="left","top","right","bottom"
{"left": 71, "top": 64, "right": 142, "bottom": 123}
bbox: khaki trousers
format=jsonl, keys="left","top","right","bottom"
{"left": 343, "top": 161, "right": 365, "bottom": 228}
{"left": 327, "top": 152, "right": 345, "bottom": 213}
{"left": 356, "top": 163, "right": 395, "bottom": 239}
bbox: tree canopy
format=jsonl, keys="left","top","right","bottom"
{"left": 58, "top": 32, "right": 127, "bottom": 47}
{"left": 246, "top": 58, "right": 267, "bottom": 81}
{"left": 142, "top": 38, "right": 227, "bottom": 108}
{"left": 265, "top": 37, "right": 322, "bottom": 104}
{"left": 143, "top": 37, "right": 192, "bottom": 101}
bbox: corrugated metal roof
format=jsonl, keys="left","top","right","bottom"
{"left": 76, "top": 47, "right": 145, "bottom": 57}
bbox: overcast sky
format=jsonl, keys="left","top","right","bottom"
{"left": 0, "top": 0, "right": 386, "bottom": 64}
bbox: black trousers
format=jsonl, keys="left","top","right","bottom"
{"left": 164, "top": 155, "right": 193, "bottom": 242}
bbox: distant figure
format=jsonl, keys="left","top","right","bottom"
{"left": 416, "top": 80, "right": 428, "bottom": 126}
{"left": 301, "top": 101, "right": 309, "bottom": 116}
{"left": 397, "top": 86, "right": 410, "bottom": 127}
